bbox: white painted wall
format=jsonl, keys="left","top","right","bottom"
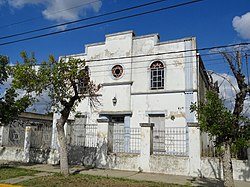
{"left": 63, "top": 30, "right": 201, "bottom": 128}
{"left": 0, "top": 147, "right": 24, "bottom": 162}
{"left": 131, "top": 93, "right": 187, "bottom": 127}
{"left": 200, "top": 158, "right": 250, "bottom": 181}
{"left": 51, "top": 31, "right": 210, "bottom": 178}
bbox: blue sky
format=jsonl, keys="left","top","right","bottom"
{"left": 0, "top": 0, "right": 249, "bottom": 74}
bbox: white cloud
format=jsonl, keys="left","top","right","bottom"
{"left": 8, "top": 0, "right": 44, "bottom": 8}
{"left": 27, "top": 90, "right": 51, "bottom": 114}
{"left": 0, "top": 77, "right": 12, "bottom": 98}
{"left": 43, "top": 0, "right": 102, "bottom": 23}
{"left": 4, "top": 0, "right": 102, "bottom": 27}
{"left": 232, "top": 12, "right": 250, "bottom": 40}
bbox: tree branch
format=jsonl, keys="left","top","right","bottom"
{"left": 221, "top": 52, "right": 238, "bottom": 79}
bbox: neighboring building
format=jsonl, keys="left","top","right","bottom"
{"left": 0, "top": 112, "right": 53, "bottom": 163}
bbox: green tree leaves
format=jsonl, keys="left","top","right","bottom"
{"left": 0, "top": 54, "right": 33, "bottom": 124}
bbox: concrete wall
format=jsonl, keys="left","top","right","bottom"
{"left": 29, "top": 148, "right": 51, "bottom": 164}
{"left": 0, "top": 147, "right": 24, "bottom": 162}
{"left": 0, "top": 146, "right": 51, "bottom": 164}
{"left": 107, "top": 153, "right": 140, "bottom": 171}
{"left": 150, "top": 155, "right": 189, "bottom": 176}
{"left": 131, "top": 93, "right": 188, "bottom": 127}
{"left": 200, "top": 158, "right": 250, "bottom": 181}
{"left": 99, "top": 153, "right": 250, "bottom": 182}
{"left": 68, "top": 146, "right": 97, "bottom": 166}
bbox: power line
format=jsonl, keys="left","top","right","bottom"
{"left": 0, "top": 0, "right": 168, "bottom": 40}
{"left": 31, "top": 57, "right": 235, "bottom": 79}
{"left": 31, "top": 42, "right": 249, "bottom": 74}
{"left": 64, "top": 42, "right": 250, "bottom": 64}
{"left": 0, "top": 0, "right": 203, "bottom": 46}
{"left": 0, "top": 0, "right": 101, "bottom": 29}
{"left": 34, "top": 50, "right": 245, "bottom": 75}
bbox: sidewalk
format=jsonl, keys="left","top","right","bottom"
{"left": 1, "top": 162, "right": 250, "bottom": 187}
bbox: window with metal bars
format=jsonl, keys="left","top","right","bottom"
{"left": 150, "top": 61, "right": 164, "bottom": 90}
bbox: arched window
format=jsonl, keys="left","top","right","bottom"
{"left": 150, "top": 61, "right": 164, "bottom": 90}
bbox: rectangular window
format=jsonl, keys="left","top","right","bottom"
{"left": 151, "top": 68, "right": 164, "bottom": 90}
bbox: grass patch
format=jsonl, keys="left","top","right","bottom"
{"left": 18, "top": 173, "right": 189, "bottom": 187}
{"left": 0, "top": 166, "right": 40, "bottom": 180}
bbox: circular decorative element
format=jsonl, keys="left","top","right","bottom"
{"left": 112, "top": 65, "right": 123, "bottom": 78}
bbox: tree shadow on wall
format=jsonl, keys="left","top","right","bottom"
{"left": 238, "top": 159, "right": 250, "bottom": 181}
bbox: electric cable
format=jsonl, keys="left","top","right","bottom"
{"left": 0, "top": 0, "right": 204, "bottom": 46}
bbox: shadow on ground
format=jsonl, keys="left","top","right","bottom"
{"left": 187, "top": 177, "right": 224, "bottom": 187}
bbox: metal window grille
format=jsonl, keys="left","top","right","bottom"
{"left": 113, "top": 127, "right": 141, "bottom": 154}
{"left": 69, "top": 124, "right": 97, "bottom": 147}
{"left": 85, "top": 124, "right": 97, "bottom": 147}
{"left": 153, "top": 127, "right": 189, "bottom": 156}
{"left": 150, "top": 61, "right": 164, "bottom": 90}
{"left": 151, "top": 68, "right": 164, "bottom": 90}
{"left": 30, "top": 124, "right": 52, "bottom": 149}
{"left": 7, "top": 120, "right": 26, "bottom": 147}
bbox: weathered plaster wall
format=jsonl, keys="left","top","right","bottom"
{"left": 68, "top": 146, "right": 97, "bottom": 166}
{"left": 150, "top": 155, "right": 189, "bottom": 175}
{"left": 131, "top": 93, "right": 187, "bottom": 128}
{"left": 0, "top": 147, "right": 51, "bottom": 164}
{"left": 102, "top": 84, "right": 131, "bottom": 112}
{"left": 107, "top": 153, "right": 140, "bottom": 171}
{"left": 66, "top": 31, "right": 200, "bottom": 127}
{"left": 102, "top": 153, "right": 189, "bottom": 176}
{"left": 132, "top": 36, "right": 190, "bottom": 93}
{"left": 201, "top": 158, "right": 250, "bottom": 181}
{"left": 29, "top": 148, "right": 50, "bottom": 164}
{"left": 0, "top": 147, "right": 24, "bottom": 162}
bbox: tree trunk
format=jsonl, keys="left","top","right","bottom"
{"left": 222, "top": 141, "right": 234, "bottom": 187}
{"left": 56, "top": 120, "right": 69, "bottom": 175}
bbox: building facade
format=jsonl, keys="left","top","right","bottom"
{"left": 51, "top": 30, "right": 212, "bottom": 176}
{"left": 54, "top": 30, "right": 208, "bottom": 130}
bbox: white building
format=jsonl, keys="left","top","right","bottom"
{"left": 51, "top": 30, "right": 213, "bottom": 176}
{"left": 57, "top": 30, "right": 208, "bottom": 129}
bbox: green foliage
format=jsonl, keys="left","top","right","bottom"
{"left": 11, "top": 51, "right": 99, "bottom": 115}
{"left": 0, "top": 88, "right": 32, "bottom": 124}
{"left": 0, "top": 55, "right": 8, "bottom": 84}
{"left": 0, "top": 54, "right": 33, "bottom": 124}
{"left": 190, "top": 90, "right": 250, "bottom": 149}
